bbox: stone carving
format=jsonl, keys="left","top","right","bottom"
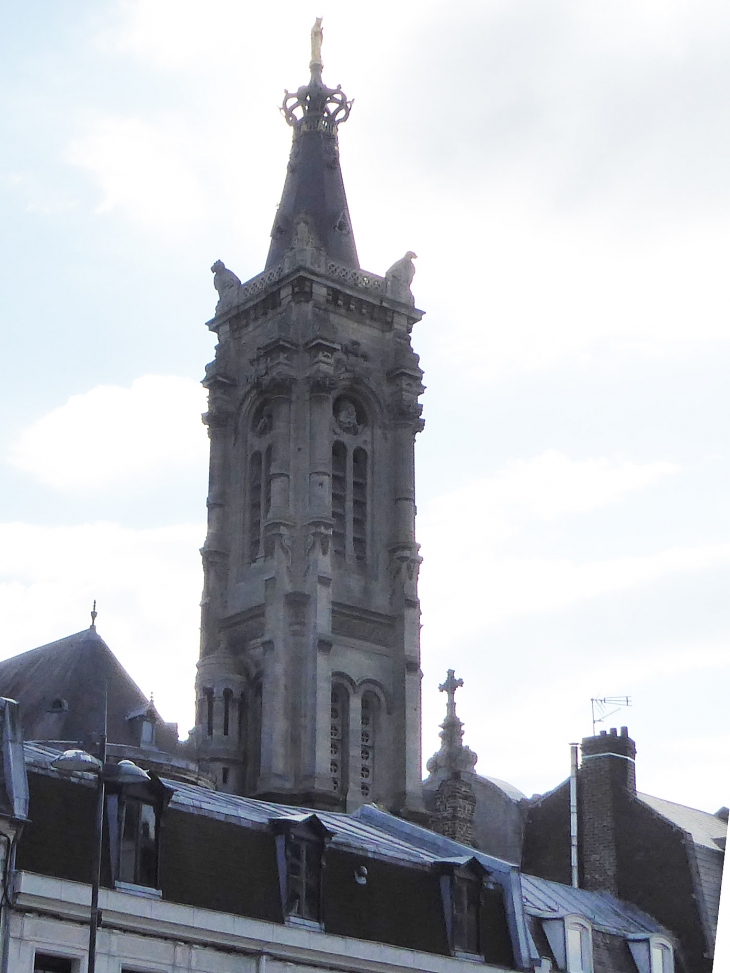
{"left": 293, "top": 217, "right": 314, "bottom": 249}
{"left": 254, "top": 403, "right": 273, "bottom": 437}
{"left": 385, "top": 251, "right": 417, "bottom": 287}
{"left": 384, "top": 252, "right": 417, "bottom": 307}
{"left": 305, "top": 523, "right": 332, "bottom": 561}
{"left": 341, "top": 340, "right": 369, "bottom": 362}
{"left": 211, "top": 260, "right": 242, "bottom": 314}
{"left": 281, "top": 19, "right": 352, "bottom": 132}
{"left": 311, "top": 16, "right": 323, "bottom": 66}
{"left": 334, "top": 397, "right": 361, "bottom": 434}
{"left": 426, "top": 669, "right": 478, "bottom": 778}
{"left": 389, "top": 549, "right": 422, "bottom": 601}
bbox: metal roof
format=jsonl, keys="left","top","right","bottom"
{"left": 521, "top": 875, "right": 668, "bottom": 937}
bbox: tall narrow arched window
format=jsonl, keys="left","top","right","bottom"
{"left": 330, "top": 685, "right": 349, "bottom": 797}
{"left": 248, "top": 451, "right": 262, "bottom": 560}
{"left": 332, "top": 442, "right": 347, "bottom": 557}
{"left": 360, "top": 692, "right": 379, "bottom": 800}
{"left": 204, "top": 687, "right": 214, "bottom": 737}
{"left": 238, "top": 690, "right": 246, "bottom": 742}
{"left": 352, "top": 447, "right": 367, "bottom": 560}
{"left": 248, "top": 446, "right": 273, "bottom": 562}
{"left": 223, "top": 688, "right": 232, "bottom": 736}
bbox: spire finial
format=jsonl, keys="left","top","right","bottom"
{"left": 280, "top": 22, "right": 352, "bottom": 132}
{"left": 90, "top": 599, "right": 98, "bottom": 630}
{"left": 426, "top": 669, "right": 478, "bottom": 779}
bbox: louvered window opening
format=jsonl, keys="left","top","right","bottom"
{"left": 331, "top": 442, "right": 367, "bottom": 562}
{"left": 330, "top": 686, "right": 348, "bottom": 794}
{"left": 360, "top": 692, "right": 376, "bottom": 799}
{"left": 248, "top": 447, "right": 272, "bottom": 561}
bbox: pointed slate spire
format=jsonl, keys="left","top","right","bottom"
{"left": 266, "top": 19, "right": 359, "bottom": 270}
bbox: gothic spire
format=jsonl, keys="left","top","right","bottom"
{"left": 265, "top": 19, "right": 359, "bottom": 271}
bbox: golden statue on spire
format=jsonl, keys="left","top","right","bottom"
{"left": 310, "top": 17, "right": 323, "bottom": 68}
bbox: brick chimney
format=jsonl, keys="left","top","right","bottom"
{"left": 578, "top": 726, "right": 636, "bottom": 895}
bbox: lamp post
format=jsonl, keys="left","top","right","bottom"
{"left": 50, "top": 745, "right": 150, "bottom": 973}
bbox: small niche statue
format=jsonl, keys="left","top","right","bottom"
{"left": 335, "top": 398, "right": 360, "bottom": 435}
{"left": 255, "top": 403, "right": 274, "bottom": 437}
{"left": 211, "top": 260, "right": 242, "bottom": 314}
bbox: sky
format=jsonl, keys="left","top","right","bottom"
{"left": 0, "top": 0, "right": 728, "bottom": 926}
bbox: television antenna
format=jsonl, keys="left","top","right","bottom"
{"left": 591, "top": 696, "right": 631, "bottom": 735}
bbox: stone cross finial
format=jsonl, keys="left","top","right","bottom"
{"left": 439, "top": 669, "right": 463, "bottom": 720}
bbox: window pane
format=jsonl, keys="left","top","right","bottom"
{"left": 651, "top": 943, "right": 670, "bottom": 973}
{"left": 285, "top": 836, "right": 321, "bottom": 922}
{"left": 119, "top": 798, "right": 140, "bottom": 884}
{"left": 567, "top": 925, "right": 586, "bottom": 971}
{"left": 138, "top": 802, "right": 158, "bottom": 887}
{"left": 452, "top": 876, "right": 480, "bottom": 954}
{"left": 34, "top": 955, "right": 73, "bottom": 973}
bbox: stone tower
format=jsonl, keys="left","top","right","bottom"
{"left": 192, "top": 23, "right": 425, "bottom": 818}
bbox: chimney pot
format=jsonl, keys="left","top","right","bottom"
{"left": 600, "top": 730, "right": 607, "bottom": 736}
{"left": 620, "top": 726, "right": 628, "bottom": 737}
{"left": 610, "top": 727, "right": 618, "bottom": 736}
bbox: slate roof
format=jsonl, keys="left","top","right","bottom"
{"left": 0, "top": 628, "right": 177, "bottom": 752}
{"left": 638, "top": 792, "right": 727, "bottom": 852}
{"left": 265, "top": 65, "right": 359, "bottom": 270}
{"left": 639, "top": 791, "right": 726, "bottom": 941}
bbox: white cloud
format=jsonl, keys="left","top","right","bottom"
{"left": 0, "top": 520, "right": 204, "bottom": 733}
{"left": 421, "top": 450, "right": 678, "bottom": 545}
{"left": 8, "top": 375, "right": 208, "bottom": 491}
{"left": 417, "top": 451, "right": 725, "bottom": 637}
{"left": 65, "top": 116, "right": 209, "bottom": 233}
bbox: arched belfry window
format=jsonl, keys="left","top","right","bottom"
{"left": 360, "top": 691, "right": 379, "bottom": 800}
{"left": 331, "top": 396, "right": 369, "bottom": 563}
{"left": 330, "top": 685, "right": 349, "bottom": 796}
{"left": 248, "top": 424, "right": 272, "bottom": 561}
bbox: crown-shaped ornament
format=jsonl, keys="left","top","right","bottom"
{"left": 281, "top": 18, "right": 353, "bottom": 133}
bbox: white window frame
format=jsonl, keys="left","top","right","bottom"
{"left": 565, "top": 916, "right": 593, "bottom": 973}
{"left": 544, "top": 915, "right": 593, "bottom": 973}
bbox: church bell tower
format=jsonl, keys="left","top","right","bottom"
{"left": 193, "top": 22, "right": 425, "bottom": 818}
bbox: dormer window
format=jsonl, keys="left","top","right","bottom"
{"left": 140, "top": 719, "right": 155, "bottom": 747}
{"left": 436, "top": 857, "right": 488, "bottom": 959}
{"left": 565, "top": 918, "right": 593, "bottom": 973}
{"left": 651, "top": 942, "right": 672, "bottom": 973}
{"left": 542, "top": 916, "right": 593, "bottom": 973}
{"left": 271, "top": 815, "right": 332, "bottom": 928}
{"left": 106, "top": 773, "right": 173, "bottom": 893}
{"left": 126, "top": 701, "right": 159, "bottom": 749}
{"left": 627, "top": 936, "right": 674, "bottom": 973}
